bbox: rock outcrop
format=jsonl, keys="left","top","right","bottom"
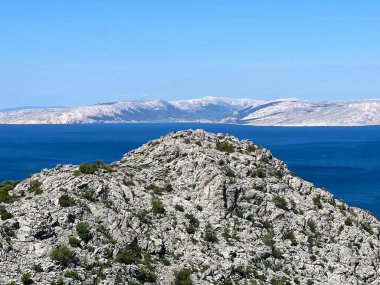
{"left": 0, "top": 130, "right": 379, "bottom": 285}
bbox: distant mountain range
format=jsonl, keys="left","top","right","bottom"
{"left": 1, "top": 96, "right": 380, "bottom": 126}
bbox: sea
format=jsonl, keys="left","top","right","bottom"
{"left": 1, "top": 123, "right": 379, "bottom": 218}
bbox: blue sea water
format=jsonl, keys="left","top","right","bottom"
{"left": 0, "top": 123, "right": 379, "bottom": 218}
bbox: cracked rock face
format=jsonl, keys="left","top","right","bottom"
{"left": 0, "top": 129, "right": 379, "bottom": 285}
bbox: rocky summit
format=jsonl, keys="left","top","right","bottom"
{"left": 0, "top": 130, "right": 379, "bottom": 285}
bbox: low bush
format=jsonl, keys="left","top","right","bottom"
{"left": 152, "top": 199, "right": 166, "bottom": 215}
{"left": 175, "top": 204, "right": 184, "bottom": 212}
{"left": 63, "top": 270, "right": 79, "bottom": 279}
{"left": 344, "top": 217, "right": 353, "bottom": 226}
{"left": 58, "top": 194, "right": 76, "bottom": 207}
{"left": 50, "top": 245, "right": 75, "bottom": 266}
{"left": 203, "top": 223, "right": 217, "bottom": 243}
{"left": 78, "top": 160, "right": 109, "bottom": 174}
{"left": 313, "top": 195, "right": 323, "bottom": 209}
{"left": 0, "top": 180, "right": 18, "bottom": 203}
{"left": 81, "top": 187, "right": 96, "bottom": 202}
{"left": 272, "top": 195, "right": 288, "bottom": 210}
{"left": 262, "top": 231, "right": 275, "bottom": 247}
{"left": 173, "top": 268, "right": 192, "bottom": 285}
{"left": 270, "top": 276, "right": 290, "bottom": 285}
{"left": 115, "top": 240, "right": 142, "bottom": 265}
{"left": 76, "top": 221, "right": 92, "bottom": 242}
{"left": 216, "top": 141, "right": 235, "bottom": 153}
{"left": 0, "top": 205, "right": 13, "bottom": 220}
{"left": 185, "top": 213, "right": 199, "bottom": 228}
{"left": 21, "top": 273, "right": 33, "bottom": 285}
{"left": 283, "top": 231, "right": 297, "bottom": 246}
{"left": 28, "top": 180, "right": 43, "bottom": 195}
{"left": 68, "top": 236, "right": 81, "bottom": 248}
{"left": 138, "top": 266, "right": 157, "bottom": 283}
{"left": 307, "top": 219, "right": 317, "bottom": 233}
{"left": 33, "top": 263, "right": 43, "bottom": 273}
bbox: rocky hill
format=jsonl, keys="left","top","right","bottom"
{"left": 0, "top": 130, "right": 379, "bottom": 285}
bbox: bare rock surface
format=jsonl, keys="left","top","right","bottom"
{"left": 0, "top": 129, "right": 379, "bottom": 285}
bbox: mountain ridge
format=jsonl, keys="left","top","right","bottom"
{"left": 2, "top": 97, "right": 380, "bottom": 125}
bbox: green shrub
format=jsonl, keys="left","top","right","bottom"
{"left": 262, "top": 231, "right": 275, "bottom": 247}
{"left": 98, "top": 224, "right": 114, "bottom": 241}
{"left": 175, "top": 204, "right": 184, "bottom": 212}
{"left": 0, "top": 205, "right": 13, "bottom": 220}
{"left": 64, "top": 270, "right": 79, "bottom": 279}
{"left": 50, "top": 245, "right": 75, "bottom": 266}
{"left": 33, "top": 263, "right": 43, "bottom": 272}
{"left": 78, "top": 160, "right": 108, "bottom": 174}
{"left": 152, "top": 199, "right": 166, "bottom": 215}
{"left": 313, "top": 195, "right": 323, "bottom": 209}
{"left": 307, "top": 219, "right": 317, "bottom": 233}
{"left": 164, "top": 183, "right": 173, "bottom": 192}
{"left": 283, "top": 231, "right": 297, "bottom": 246}
{"left": 138, "top": 266, "right": 157, "bottom": 283}
{"left": 21, "top": 273, "right": 33, "bottom": 285}
{"left": 225, "top": 168, "right": 236, "bottom": 178}
{"left": 123, "top": 179, "right": 135, "bottom": 186}
{"left": 216, "top": 141, "right": 235, "bottom": 153}
{"left": 270, "top": 276, "right": 290, "bottom": 285}
{"left": 0, "top": 180, "right": 18, "bottom": 203}
{"left": 310, "top": 255, "right": 317, "bottom": 262}
{"left": 28, "top": 180, "right": 43, "bottom": 195}
{"left": 186, "top": 224, "right": 196, "bottom": 234}
{"left": 203, "top": 223, "right": 217, "bottom": 243}
{"left": 115, "top": 240, "right": 142, "bottom": 265}
{"left": 76, "top": 221, "right": 92, "bottom": 242}
{"left": 185, "top": 213, "right": 199, "bottom": 228}
{"left": 361, "top": 222, "right": 374, "bottom": 235}
{"left": 68, "top": 236, "right": 81, "bottom": 247}
{"left": 58, "top": 194, "right": 76, "bottom": 207}
{"left": 272, "top": 246, "right": 283, "bottom": 258}
{"left": 255, "top": 168, "right": 265, "bottom": 178}
{"left": 196, "top": 205, "right": 203, "bottom": 211}
{"left": 345, "top": 217, "right": 353, "bottom": 226}
{"left": 173, "top": 268, "right": 192, "bottom": 285}
{"left": 81, "top": 187, "right": 96, "bottom": 202}
{"left": 247, "top": 145, "right": 256, "bottom": 152}
{"left": 52, "top": 277, "right": 64, "bottom": 285}
{"left": 272, "top": 195, "right": 288, "bottom": 210}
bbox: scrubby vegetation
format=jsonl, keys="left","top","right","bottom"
{"left": 28, "top": 180, "right": 43, "bottom": 195}
{"left": 50, "top": 245, "right": 75, "bottom": 266}
{"left": 20, "top": 273, "right": 33, "bottom": 285}
{"left": 152, "top": 199, "right": 166, "bottom": 215}
{"left": 0, "top": 205, "right": 13, "bottom": 220}
{"left": 173, "top": 268, "right": 193, "bottom": 285}
{"left": 0, "top": 180, "right": 18, "bottom": 203}
{"left": 76, "top": 221, "right": 92, "bottom": 242}
{"left": 115, "top": 240, "right": 142, "bottom": 265}
{"left": 216, "top": 141, "right": 235, "bottom": 153}
{"left": 272, "top": 195, "right": 288, "bottom": 210}
{"left": 58, "top": 194, "right": 76, "bottom": 207}
{"left": 78, "top": 160, "right": 112, "bottom": 175}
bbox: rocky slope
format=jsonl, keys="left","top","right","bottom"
{"left": 1, "top": 97, "right": 380, "bottom": 126}
{"left": 0, "top": 130, "right": 379, "bottom": 285}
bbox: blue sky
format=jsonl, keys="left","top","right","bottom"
{"left": 0, "top": 1, "right": 380, "bottom": 107}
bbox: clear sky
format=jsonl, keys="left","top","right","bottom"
{"left": 0, "top": 0, "right": 380, "bottom": 108}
